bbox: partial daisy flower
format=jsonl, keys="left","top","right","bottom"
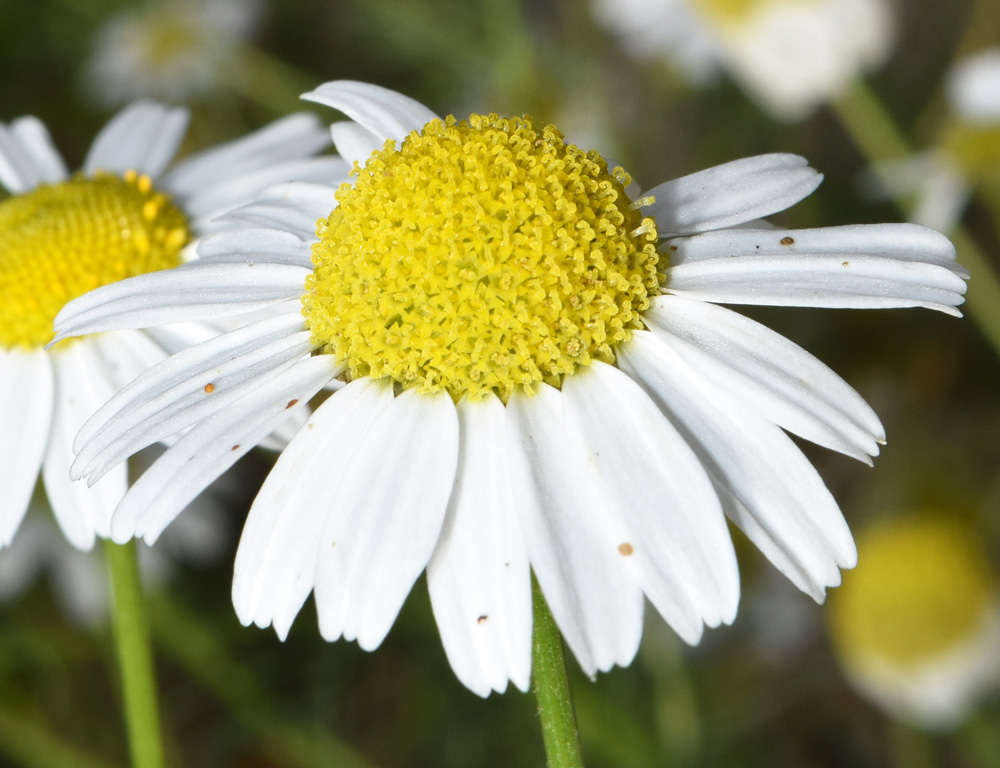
{"left": 829, "top": 515, "right": 1000, "bottom": 730}
{"left": 0, "top": 100, "right": 345, "bottom": 553}
{"left": 54, "top": 81, "right": 968, "bottom": 697}
{"left": 872, "top": 47, "right": 1000, "bottom": 232}
{"left": 591, "top": 0, "right": 893, "bottom": 121}
{"left": 82, "top": 0, "right": 262, "bottom": 107}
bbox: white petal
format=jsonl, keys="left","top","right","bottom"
{"left": 505, "top": 383, "right": 644, "bottom": 675}
{"left": 619, "top": 332, "right": 856, "bottom": 601}
{"left": 642, "top": 154, "right": 822, "bottom": 235}
{"left": 110, "top": 354, "right": 339, "bottom": 545}
{"left": 230, "top": 181, "right": 340, "bottom": 230}
{"left": 302, "top": 80, "right": 438, "bottom": 144}
{"left": 91, "top": 329, "right": 169, "bottom": 391}
{"left": 0, "top": 117, "right": 67, "bottom": 193}
{"left": 43, "top": 343, "right": 127, "bottom": 550}
{"left": 233, "top": 378, "right": 395, "bottom": 639}
{"left": 218, "top": 197, "right": 325, "bottom": 241}
{"left": 0, "top": 349, "right": 53, "bottom": 547}
{"left": 562, "top": 363, "right": 740, "bottom": 635}
{"left": 83, "top": 101, "right": 189, "bottom": 178}
{"left": 314, "top": 388, "right": 459, "bottom": 651}
{"left": 51, "top": 262, "right": 309, "bottom": 344}
{"left": 427, "top": 395, "right": 532, "bottom": 696}
{"left": 644, "top": 296, "right": 884, "bottom": 461}
{"left": 330, "top": 121, "right": 384, "bottom": 167}
{"left": 73, "top": 313, "right": 312, "bottom": 479}
{"left": 160, "top": 113, "right": 332, "bottom": 196}
{"left": 197, "top": 227, "right": 316, "bottom": 268}
{"left": 947, "top": 47, "right": 1000, "bottom": 123}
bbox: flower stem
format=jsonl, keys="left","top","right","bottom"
{"left": 104, "top": 540, "right": 165, "bottom": 768}
{"left": 531, "top": 576, "right": 585, "bottom": 768}
{"left": 832, "top": 82, "right": 1000, "bottom": 359}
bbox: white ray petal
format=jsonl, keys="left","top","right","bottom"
{"left": 11, "top": 117, "right": 68, "bottom": 184}
{"left": 562, "top": 362, "right": 740, "bottom": 632}
{"left": 619, "top": 332, "right": 856, "bottom": 601}
{"left": 159, "top": 113, "right": 331, "bottom": 195}
{"left": 0, "top": 349, "right": 53, "bottom": 547}
{"left": 91, "top": 329, "right": 169, "bottom": 392}
{"left": 302, "top": 80, "right": 438, "bottom": 144}
{"left": 506, "top": 383, "right": 645, "bottom": 676}
{"left": 83, "top": 102, "right": 189, "bottom": 178}
{"left": 664, "top": 251, "right": 969, "bottom": 315}
{"left": 330, "top": 121, "right": 384, "bottom": 167}
{"left": 197, "top": 227, "right": 316, "bottom": 268}
{"left": 644, "top": 296, "right": 884, "bottom": 461}
{"left": 218, "top": 198, "right": 325, "bottom": 241}
{"left": 51, "top": 262, "right": 309, "bottom": 344}
{"left": 642, "top": 154, "right": 822, "bottom": 235}
{"left": 314, "top": 388, "right": 459, "bottom": 651}
{"left": 427, "top": 394, "right": 532, "bottom": 696}
{"left": 73, "top": 313, "right": 311, "bottom": 476}
{"left": 43, "top": 343, "right": 126, "bottom": 550}
{"left": 233, "top": 378, "right": 395, "bottom": 639}
{"left": 110, "top": 354, "right": 339, "bottom": 546}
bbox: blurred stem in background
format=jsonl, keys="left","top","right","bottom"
{"left": 531, "top": 577, "right": 585, "bottom": 768}
{"left": 832, "top": 82, "right": 1000, "bottom": 360}
{"left": 104, "top": 540, "right": 165, "bottom": 768}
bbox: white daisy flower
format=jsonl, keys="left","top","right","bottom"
{"left": 0, "top": 100, "right": 345, "bottom": 552}
{"left": 81, "top": 0, "right": 262, "bottom": 107}
{"left": 592, "top": 0, "right": 894, "bottom": 121}
{"left": 829, "top": 516, "right": 1000, "bottom": 730}
{"left": 53, "top": 81, "right": 968, "bottom": 697}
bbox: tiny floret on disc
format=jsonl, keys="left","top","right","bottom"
{"left": 304, "top": 113, "right": 661, "bottom": 401}
{"left": 0, "top": 170, "right": 189, "bottom": 348}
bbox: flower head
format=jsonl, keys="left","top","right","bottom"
{"left": 54, "top": 81, "right": 968, "bottom": 696}
{"left": 0, "top": 100, "right": 342, "bottom": 551}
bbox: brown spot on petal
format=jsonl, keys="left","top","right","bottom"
{"left": 286, "top": 399, "right": 299, "bottom": 409}
{"left": 842, "top": 261, "right": 849, "bottom": 267}
{"left": 204, "top": 383, "right": 215, "bottom": 393}
{"left": 618, "top": 542, "right": 634, "bottom": 556}
{"left": 477, "top": 615, "right": 488, "bottom": 624}
{"left": 231, "top": 445, "right": 240, "bottom": 451}
{"left": 780, "top": 236, "right": 795, "bottom": 246}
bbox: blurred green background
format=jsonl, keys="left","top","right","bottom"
{"left": 2, "top": 0, "right": 1000, "bottom": 766}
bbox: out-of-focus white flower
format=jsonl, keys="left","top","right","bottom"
{"left": 592, "top": 0, "right": 894, "bottom": 121}
{"left": 948, "top": 47, "right": 1000, "bottom": 125}
{"left": 82, "top": 0, "right": 263, "bottom": 106}
{"left": 829, "top": 515, "right": 1000, "bottom": 730}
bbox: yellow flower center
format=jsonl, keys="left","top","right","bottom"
{"left": 829, "top": 516, "right": 996, "bottom": 668}
{"left": 689, "top": 0, "right": 815, "bottom": 27}
{"left": 304, "top": 113, "right": 661, "bottom": 402}
{"left": 0, "top": 171, "right": 189, "bottom": 349}
{"left": 942, "top": 123, "right": 1000, "bottom": 180}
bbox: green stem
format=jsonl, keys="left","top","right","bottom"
{"left": 104, "top": 540, "right": 165, "bottom": 768}
{"left": 832, "top": 82, "right": 1000, "bottom": 360}
{"left": 531, "top": 576, "right": 585, "bottom": 768}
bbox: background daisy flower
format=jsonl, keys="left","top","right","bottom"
{"left": 0, "top": 100, "right": 345, "bottom": 553}
{"left": 53, "top": 81, "right": 967, "bottom": 697}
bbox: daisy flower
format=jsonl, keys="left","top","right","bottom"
{"left": 53, "top": 81, "right": 968, "bottom": 696}
{"left": 829, "top": 515, "right": 1000, "bottom": 730}
{"left": 0, "top": 100, "right": 345, "bottom": 552}
{"left": 81, "top": 0, "right": 262, "bottom": 107}
{"left": 591, "top": 0, "right": 893, "bottom": 121}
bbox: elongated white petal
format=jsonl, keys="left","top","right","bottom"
{"left": 110, "top": 354, "right": 339, "bottom": 545}
{"left": 159, "top": 113, "right": 331, "bottom": 195}
{"left": 303, "top": 80, "right": 438, "bottom": 144}
{"left": 233, "top": 378, "right": 396, "bottom": 638}
{"left": 619, "top": 332, "right": 857, "bottom": 601}
{"left": 330, "top": 121, "right": 384, "bottom": 167}
{"left": 197, "top": 227, "right": 316, "bottom": 268}
{"left": 43, "top": 343, "right": 126, "bottom": 550}
{"left": 0, "top": 349, "right": 53, "bottom": 547}
{"left": 427, "top": 395, "right": 532, "bottom": 696}
{"left": 562, "top": 362, "right": 740, "bottom": 635}
{"left": 0, "top": 117, "right": 67, "bottom": 193}
{"left": 644, "top": 296, "right": 884, "bottom": 461}
{"left": 219, "top": 198, "right": 325, "bottom": 241}
{"left": 506, "top": 383, "right": 645, "bottom": 675}
{"left": 228, "top": 181, "right": 341, "bottom": 232}
{"left": 51, "top": 262, "right": 309, "bottom": 344}
{"left": 665, "top": 250, "right": 969, "bottom": 315}
{"left": 91, "top": 329, "right": 169, "bottom": 392}
{"left": 83, "top": 101, "right": 189, "bottom": 178}
{"left": 642, "top": 154, "right": 822, "bottom": 235}
{"left": 315, "top": 389, "right": 459, "bottom": 651}
{"left": 75, "top": 320, "right": 315, "bottom": 484}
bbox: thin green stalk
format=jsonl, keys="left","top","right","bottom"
{"left": 531, "top": 577, "right": 585, "bottom": 768}
{"left": 104, "top": 540, "right": 165, "bottom": 768}
{"left": 832, "top": 82, "right": 1000, "bottom": 359}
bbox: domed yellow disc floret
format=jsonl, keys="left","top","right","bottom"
{"left": 829, "top": 516, "right": 997, "bottom": 667}
{"left": 304, "top": 113, "right": 661, "bottom": 402}
{"left": 0, "top": 170, "right": 189, "bottom": 349}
